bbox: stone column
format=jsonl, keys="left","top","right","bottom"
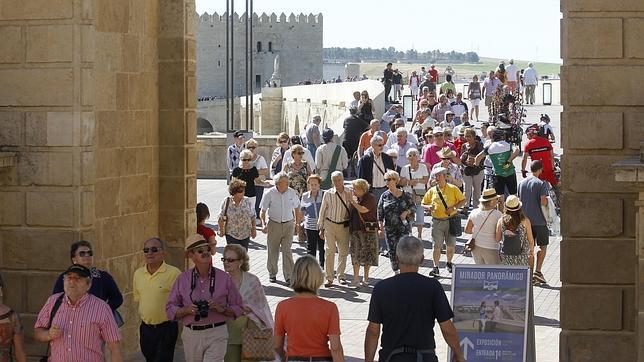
{"left": 560, "top": 0, "right": 644, "bottom": 360}
{"left": 259, "top": 87, "right": 283, "bottom": 134}
{"left": 613, "top": 144, "right": 644, "bottom": 361}
{"left": 158, "top": 0, "right": 198, "bottom": 268}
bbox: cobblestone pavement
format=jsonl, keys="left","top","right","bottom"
{"left": 168, "top": 104, "right": 562, "bottom": 362}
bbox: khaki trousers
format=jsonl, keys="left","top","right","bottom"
{"left": 324, "top": 222, "right": 350, "bottom": 281}
{"left": 472, "top": 246, "right": 501, "bottom": 265}
{"left": 181, "top": 325, "right": 228, "bottom": 362}
{"left": 266, "top": 220, "right": 295, "bottom": 280}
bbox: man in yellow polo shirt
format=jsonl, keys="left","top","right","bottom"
{"left": 422, "top": 167, "right": 466, "bottom": 277}
{"left": 133, "top": 237, "right": 182, "bottom": 361}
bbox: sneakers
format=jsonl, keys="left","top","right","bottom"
{"left": 533, "top": 271, "right": 546, "bottom": 284}
{"left": 446, "top": 262, "right": 453, "bottom": 273}
{"left": 430, "top": 267, "right": 440, "bottom": 277}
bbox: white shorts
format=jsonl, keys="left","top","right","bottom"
{"left": 470, "top": 98, "right": 480, "bottom": 107}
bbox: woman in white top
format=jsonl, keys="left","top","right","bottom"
{"left": 464, "top": 188, "right": 503, "bottom": 265}
{"left": 399, "top": 148, "right": 429, "bottom": 239}
{"left": 246, "top": 138, "right": 268, "bottom": 218}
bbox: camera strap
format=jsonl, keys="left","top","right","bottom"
{"left": 189, "top": 266, "right": 216, "bottom": 303}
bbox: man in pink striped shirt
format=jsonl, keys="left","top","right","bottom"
{"left": 34, "top": 264, "right": 121, "bottom": 362}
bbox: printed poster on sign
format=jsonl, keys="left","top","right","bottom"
{"left": 449, "top": 265, "right": 530, "bottom": 362}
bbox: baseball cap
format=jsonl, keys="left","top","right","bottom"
{"left": 233, "top": 131, "right": 245, "bottom": 138}
{"left": 64, "top": 264, "right": 91, "bottom": 279}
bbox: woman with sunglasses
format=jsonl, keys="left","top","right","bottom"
{"left": 222, "top": 245, "right": 273, "bottom": 362}
{"left": 232, "top": 149, "right": 264, "bottom": 208}
{"left": 218, "top": 178, "right": 256, "bottom": 250}
{"left": 245, "top": 138, "right": 268, "bottom": 218}
{"left": 282, "top": 144, "right": 312, "bottom": 197}
{"left": 377, "top": 170, "right": 416, "bottom": 273}
{"left": 270, "top": 133, "right": 290, "bottom": 176}
{"left": 0, "top": 273, "right": 27, "bottom": 362}
{"left": 52, "top": 240, "right": 123, "bottom": 312}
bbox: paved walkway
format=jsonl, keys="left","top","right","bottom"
{"left": 169, "top": 104, "right": 562, "bottom": 361}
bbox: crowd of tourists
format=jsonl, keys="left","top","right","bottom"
{"left": 0, "top": 62, "right": 556, "bottom": 362}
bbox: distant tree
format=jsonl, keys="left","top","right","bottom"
{"left": 322, "top": 47, "right": 479, "bottom": 64}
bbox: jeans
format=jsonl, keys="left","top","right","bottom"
{"left": 305, "top": 228, "right": 325, "bottom": 267}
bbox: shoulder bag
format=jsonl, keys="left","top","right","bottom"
{"left": 40, "top": 294, "right": 65, "bottom": 362}
{"left": 435, "top": 186, "right": 462, "bottom": 237}
{"left": 321, "top": 145, "right": 342, "bottom": 189}
{"left": 464, "top": 210, "right": 493, "bottom": 252}
{"left": 220, "top": 197, "right": 231, "bottom": 236}
{"left": 241, "top": 319, "right": 274, "bottom": 361}
{"left": 356, "top": 198, "right": 379, "bottom": 233}
{"left": 335, "top": 191, "right": 352, "bottom": 228}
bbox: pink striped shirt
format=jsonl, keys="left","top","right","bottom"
{"left": 35, "top": 293, "right": 120, "bottom": 362}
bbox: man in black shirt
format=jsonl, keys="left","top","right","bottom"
{"left": 365, "top": 236, "right": 465, "bottom": 362}
{"left": 383, "top": 63, "right": 394, "bottom": 102}
{"left": 343, "top": 115, "right": 369, "bottom": 178}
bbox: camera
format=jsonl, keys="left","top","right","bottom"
{"left": 193, "top": 300, "right": 210, "bottom": 321}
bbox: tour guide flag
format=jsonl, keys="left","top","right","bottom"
{"left": 449, "top": 265, "right": 530, "bottom": 362}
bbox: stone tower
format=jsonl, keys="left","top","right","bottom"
{"left": 196, "top": 12, "right": 323, "bottom": 98}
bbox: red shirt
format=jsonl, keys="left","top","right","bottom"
{"left": 197, "top": 224, "right": 216, "bottom": 241}
{"left": 429, "top": 69, "right": 439, "bottom": 83}
{"left": 454, "top": 138, "right": 465, "bottom": 157}
{"left": 35, "top": 293, "right": 120, "bottom": 362}
{"left": 524, "top": 137, "right": 557, "bottom": 185}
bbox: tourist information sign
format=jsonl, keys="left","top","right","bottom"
{"left": 449, "top": 264, "right": 530, "bottom": 362}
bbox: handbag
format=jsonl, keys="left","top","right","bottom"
{"left": 241, "top": 319, "right": 274, "bottom": 361}
{"left": 357, "top": 207, "right": 379, "bottom": 233}
{"left": 435, "top": 186, "right": 462, "bottom": 237}
{"left": 464, "top": 210, "right": 494, "bottom": 252}
{"left": 220, "top": 197, "right": 230, "bottom": 235}
{"left": 40, "top": 294, "right": 65, "bottom": 362}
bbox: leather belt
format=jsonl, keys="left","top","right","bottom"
{"left": 326, "top": 218, "right": 348, "bottom": 225}
{"left": 141, "top": 320, "right": 176, "bottom": 328}
{"left": 185, "top": 321, "right": 226, "bottom": 330}
{"left": 269, "top": 219, "right": 294, "bottom": 224}
{"left": 287, "top": 357, "right": 332, "bottom": 361}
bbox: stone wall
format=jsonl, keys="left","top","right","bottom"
{"left": 0, "top": 0, "right": 196, "bottom": 358}
{"left": 560, "top": 1, "right": 644, "bottom": 360}
{"left": 196, "top": 12, "right": 323, "bottom": 98}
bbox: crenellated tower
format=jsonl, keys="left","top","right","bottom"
{"left": 196, "top": 12, "right": 323, "bottom": 98}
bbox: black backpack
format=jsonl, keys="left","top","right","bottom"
{"left": 501, "top": 226, "right": 523, "bottom": 255}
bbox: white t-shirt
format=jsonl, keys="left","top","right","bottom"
{"left": 400, "top": 163, "right": 429, "bottom": 195}
{"left": 469, "top": 208, "right": 503, "bottom": 249}
{"left": 506, "top": 64, "right": 518, "bottom": 82}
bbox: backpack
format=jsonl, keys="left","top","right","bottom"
{"left": 501, "top": 225, "right": 523, "bottom": 255}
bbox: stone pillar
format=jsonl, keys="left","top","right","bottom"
{"left": 560, "top": 0, "right": 644, "bottom": 360}
{"left": 613, "top": 144, "right": 644, "bottom": 362}
{"left": 158, "top": 0, "right": 198, "bottom": 268}
{"left": 259, "top": 87, "right": 283, "bottom": 134}
{"left": 0, "top": 0, "right": 196, "bottom": 358}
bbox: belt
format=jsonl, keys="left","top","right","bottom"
{"left": 141, "top": 320, "right": 175, "bottom": 328}
{"left": 371, "top": 186, "right": 386, "bottom": 190}
{"left": 287, "top": 357, "right": 332, "bottom": 361}
{"left": 326, "top": 217, "right": 349, "bottom": 225}
{"left": 269, "top": 219, "right": 294, "bottom": 224}
{"left": 185, "top": 321, "right": 226, "bottom": 330}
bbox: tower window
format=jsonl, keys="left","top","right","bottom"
{"left": 268, "top": 42, "right": 273, "bottom": 52}
{"left": 256, "top": 41, "right": 262, "bottom": 52}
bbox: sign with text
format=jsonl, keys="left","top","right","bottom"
{"left": 449, "top": 265, "right": 530, "bottom": 362}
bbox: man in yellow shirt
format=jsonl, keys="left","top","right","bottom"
{"left": 133, "top": 237, "right": 182, "bottom": 361}
{"left": 422, "top": 167, "right": 466, "bottom": 277}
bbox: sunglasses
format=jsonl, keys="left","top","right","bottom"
{"left": 194, "top": 246, "right": 211, "bottom": 254}
{"left": 279, "top": 140, "right": 289, "bottom": 144}
{"left": 241, "top": 158, "right": 251, "bottom": 161}
{"left": 375, "top": 144, "right": 384, "bottom": 148}
{"left": 221, "top": 257, "right": 240, "bottom": 263}
{"left": 384, "top": 178, "right": 395, "bottom": 182}
{"left": 77, "top": 250, "right": 93, "bottom": 257}
{"left": 294, "top": 152, "right": 304, "bottom": 155}
{"left": 143, "top": 247, "right": 161, "bottom": 254}
{"left": 247, "top": 146, "right": 256, "bottom": 150}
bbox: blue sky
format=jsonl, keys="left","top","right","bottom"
{"left": 196, "top": 0, "right": 562, "bottom": 63}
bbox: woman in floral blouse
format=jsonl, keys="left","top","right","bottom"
{"left": 218, "top": 178, "right": 257, "bottom": 250}
{"left": 377, "top": 170, "right": 417, "bottom": 272}
{"left": 0, "top": 273, "right": 27, "bottom": 362}
{"left": 282, "top": 144, "right": 312, "bottom": 197}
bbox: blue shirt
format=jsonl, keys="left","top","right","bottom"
{"left": 300, "top": 190, "right": 325, "bottom": 230}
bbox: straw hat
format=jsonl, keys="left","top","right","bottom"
{"left": 505, "top": 195, "right": 523, "bottom": 211}
{"left": 185, "top": 233, "right": 208, "bottom": 251}
{"left": 479, "top": 188, "right": 499, "bottom": 202}
{"left": 436, "top": 146, "right": 456, "bottom": 159}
